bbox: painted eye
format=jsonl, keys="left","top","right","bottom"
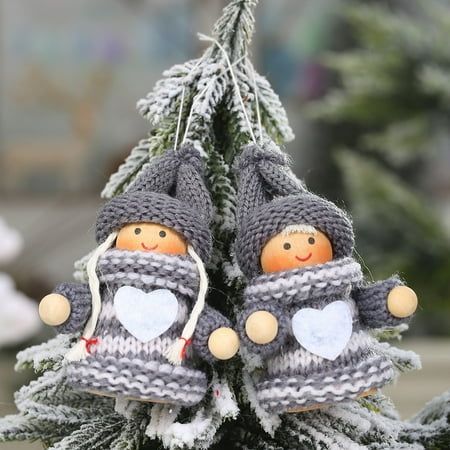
{"left": 134, "top": 228, "right": 142, "bottom": 235}
{"left": 159, "top": 230, "right": 167, "bottom": 238}
{"left": 308, "top": 237, "right": 315, "bottom": 245}
{"left": 283, "top": 242, "right": 291, "bottom": 250}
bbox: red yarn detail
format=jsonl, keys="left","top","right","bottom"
{"left": 214, "top": 389, "right": 220, "bottom": 397}
{"left": 81, "top": 337, "right": 99, "bottom": 354}
{"left": 180, "top": 338, "right": 193, "bottom": 360}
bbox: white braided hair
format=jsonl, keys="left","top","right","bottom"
{"left": 164, "top": 244, "right": 208, "bottom": 365}
{"left": 65, "top": 231, "right": 117, "bottom": 361}
{"left": 65, "top": 231, "right": 207, "bottom": 366}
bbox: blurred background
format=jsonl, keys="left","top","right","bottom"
{"left": 1, "top": 0, "right": 449, "bottom": 448}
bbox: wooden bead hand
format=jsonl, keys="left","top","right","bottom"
{"left": 387, "top": 286, "right": 418, "bottom": 318}
{"left": 245, "top": 310, "right": 279, "bottom": 345}
{"left": 39, "top": 293, "right": 71, "bottom": 326}
{"left": 208, "top": 327, "right": 240, "bottom": 360}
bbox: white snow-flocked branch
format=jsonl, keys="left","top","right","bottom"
{"left": 207, "top": 149, "right": 237, "bottom": 233}
{"left": 146, "top": 374, "right": 238, "bottom": 450}
{"left": 282, "top": 394, "right": 410, "bottom": 449}
{"left": 138, "top": 58, "right": 204, "bottom": 125}
{"left": 375, "top": 341, "right": 422, "bottom": 373}
{"left": 242, "top": 371, "right": 280, "bottom": 436}
{"left": 145, "top": 404, "right": 179, "bottom": 440}
{"left": 45, "top": 415, "right": 122, "bottom": 450}
{"left": 114, "top": 398, "right": 141, "bottom": 420}
{"left": 0, "top": 415, "right": 56, "bottom": 442}
{"left": 101, "top": 138, "right": 152, "bottom": 199}
{"left": 212, "top": 0, "right": 258, "bottom": 61}
{"left": 14, "top": 369, "right": 109, "bottom": 413}
{"left": 403, "top": 389, "right": 450, "bottom": 445}
{"left": 211, "top": 372, "right": 239, "bottom": 420}
{"left": 247, "top": 63, "right": 295, "bottom": 142}
{"left": 16, "top": 334, "right": 73, "bottom": 373}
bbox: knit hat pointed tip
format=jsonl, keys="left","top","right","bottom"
{"left": 233, "top": 144, "right": 290, "bottom": 173}
{"left": 175, "top": 143, "right": 205, "bottom": 170}
{"left": 95, "top": 142, "right": 213, "bottom": 260}
{"left": 95, "top": 191, "right": 212, "bottom": 262}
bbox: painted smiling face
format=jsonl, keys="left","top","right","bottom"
{"left": 260, "top": 228, "right": 333, "bottom": 273}
{"left": 116, "top": 223, "right": 188, "bottom": 255}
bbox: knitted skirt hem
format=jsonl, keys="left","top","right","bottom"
{"left": 256, "top": 356, "right": 394, "bottom": 413}
{"left": 67, "top": 354, "right": 207, "bottom": 407}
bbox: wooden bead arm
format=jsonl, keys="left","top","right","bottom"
{"left": 245, "top": 310, "right": 279, "bottom": 345}
{"left": 387, "top": 286, "right": 418, "bottom": 318}
{"left": 39, "top": 293, "right": 71, "bottom": 326}
{"left": 208, "top": 327, "right": 240, "bottom": 360}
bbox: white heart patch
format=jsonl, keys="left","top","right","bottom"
{"left": 291, "top": 300, "right": 353, "bottom": 361}
{"left": 113, "top": 286, "right": 178, "bottom": 342}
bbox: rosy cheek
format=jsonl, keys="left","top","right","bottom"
{"left": 116, "top": 234, "right": 139, "bottom": 250}
{"left": 160, "top": 240, "right": 174, "bottom": 252}
{"left": 157, "top": 237, "right": 187, "bottom": 255}
{"left": 261, "top": 249, "right": 295, "bottom": 272}
{"left": 312, "top": 244, "right": 333, "bottom": 264}
{"left": 261, "top": 253, "right": 276, "bottom": 272}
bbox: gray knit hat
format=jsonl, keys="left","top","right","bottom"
{"left": 234, "top": 144, "right": 355, "bottom": 278}
{"left": 96, "top": 144, "right": 213, "bottom": 261}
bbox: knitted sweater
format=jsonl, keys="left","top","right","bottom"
{"left": 55, "top": 249, "right": 230, "bottom": 406}
{"left": 237, "top": 257, "right": 410, "bottom": 413}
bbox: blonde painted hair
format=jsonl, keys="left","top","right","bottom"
{"left": 281, "top": 224, "right": 317, "bottom": 236}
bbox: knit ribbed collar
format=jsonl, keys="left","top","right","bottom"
{"left": 245, "top": 257, "right": 363, "bottom": 303}
{"left": 97, "top": 249, "right": 199, "bottom": 298}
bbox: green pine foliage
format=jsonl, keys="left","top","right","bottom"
{"left": 308, "top": 0, "right": 450, "bottom": 333}
{"left": 1, "top": 1, "right": 449, "bottom": 448}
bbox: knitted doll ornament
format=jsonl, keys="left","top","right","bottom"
{"left": 234, "top": 145, "right": 418, "bottom": 413}
{"left": 38, "top": 145, "right": 239, "bottom": 406}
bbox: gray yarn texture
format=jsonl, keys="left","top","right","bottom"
{"left": 233, "top": 144, "right": 415, "bottom": 412}
{"left": 96, "top": 144, "right": 213, "bottom": 261}
{"left": 237, "top": 257, "right": 410, "bottom": 412}
{"left": 56, "top": 249, "right": 230, "bottom": 406}
{"left": 234, "top": 144, "right": 354, "bottom": 279}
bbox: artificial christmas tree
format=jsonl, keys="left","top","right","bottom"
{"left": 1, "top": 1, "right": 449, "bottom": 449}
